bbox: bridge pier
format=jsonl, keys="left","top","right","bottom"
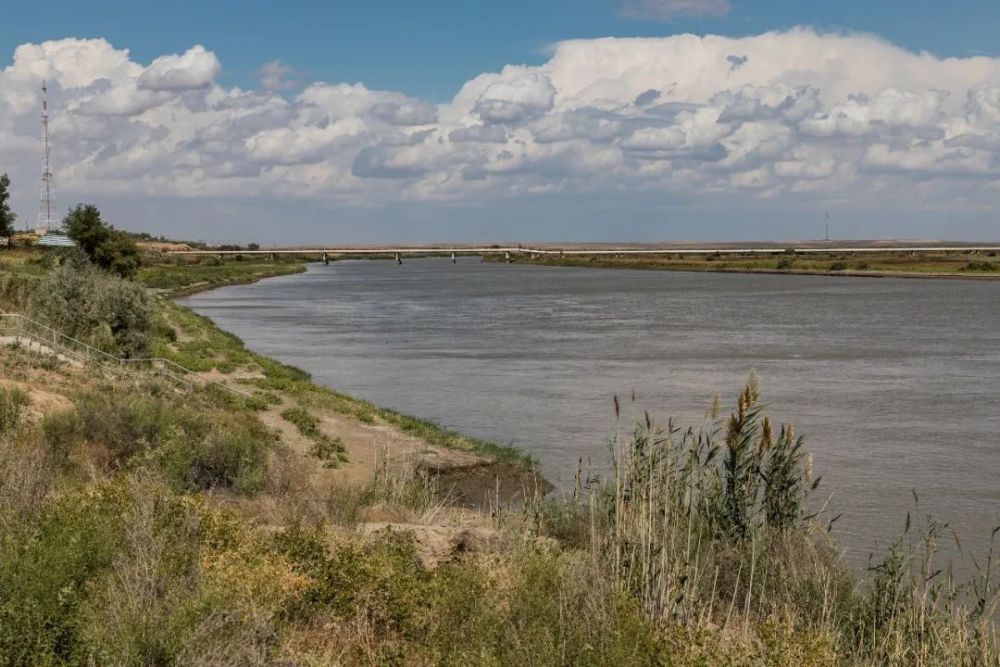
{"left": 396, "top": 252, "right": 402, "bottom": 265}
{"left": 323, "top": 252, "right": 329, "bottom": 265}
{"left": 270, "top": 253, "right": 276, "bottom": 262}
{"left": 451, "top": 252, "right": 456, "bottom": 264}
{"left": 505, "top": 250, "right": 511, "bottom": 262}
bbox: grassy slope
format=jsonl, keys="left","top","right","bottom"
{"left": 152, "top": 298, "right": 532, "bottom": 465}
{"left": 133, "top": 256, "right": 535, "bottom": 465}
{"left": 3, "top": 251, "right": 532, "bottom": 465}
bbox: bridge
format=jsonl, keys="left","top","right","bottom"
{"left": 166, "top": 243, "right": 1000, "bottom": 263}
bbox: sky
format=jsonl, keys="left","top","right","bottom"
{"left": 1, "top": 0, "right": 999, "bottom": 243}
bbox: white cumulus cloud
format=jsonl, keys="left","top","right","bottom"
{"left": 474, "top": 72, "right": 557, "bottom": 123}
{"left": 2, "top": 29, "right": 1000, "bottom": 237}
{"left": 138, "top": 45, "right": 220, "bottom": 91}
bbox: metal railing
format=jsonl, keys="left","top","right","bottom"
{"left": 0, "top": 313, "right": 250, "bottom": 398}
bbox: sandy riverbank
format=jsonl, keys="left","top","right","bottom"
{"left": 163, "top": 267, "right": 551, "bottom": 506}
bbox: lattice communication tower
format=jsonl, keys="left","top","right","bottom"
{"left": 37, "top": 81, "right": 58, "bottom": 233}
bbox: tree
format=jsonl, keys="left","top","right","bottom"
{"left": 0, "top": 173, "right": 16, "bottom": 244}
{"left": 94, "top": 228, "right": 142, "bottom": 279}
{"left": 63, "top": 204, "right": 141, "bottom": 278}
{"left": 62, "top": 204, "right": 107, "bottom": 257}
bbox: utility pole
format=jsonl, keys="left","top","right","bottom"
{"left": 37, "top": 81, "right": 57, "bottom": 234}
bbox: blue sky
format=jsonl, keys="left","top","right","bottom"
{"left": 5, "top": 0, "right": 999, "bottom": 101}
{"left": 1, "top": 1, "right": 999, "bottom": 242}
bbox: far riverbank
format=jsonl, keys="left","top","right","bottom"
{"left": 483, "top": 250, "right": 1000, "bottom": 280}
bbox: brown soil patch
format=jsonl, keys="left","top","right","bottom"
{"left": 359, "top": 522, "right": 501, "bottom": 569}
{"left": 427, "top": 461, "right": 554, "bottom": 508}
{"left": 257, "top": 400, "right": 546, "bottom": 510}
{"left": 0, "top": 378, "right": 74, "bottom": 419}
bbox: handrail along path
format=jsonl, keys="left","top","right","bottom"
{"left": 0, "top": 313, "right": 250, "bottom": 398}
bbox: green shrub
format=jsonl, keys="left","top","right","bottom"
{"left": 532, "top": 497, "right": 591, "bottom": 549}
{"left": 276, "top": 524, "right": 428, "bottom": 628}
{"left": 0, "top": 272, "right": 38, "bottom": 312}
{"left": 31, "top": 258, "right": 153, "bottom": 358}
{"left": 245, "top": 394, "right": 268, "bottom": 411}
{"left": 0, "top": 478, "right": 286, "bottom": 665}
{"left": 964, "top": 261, "right": 998, "bottom": 272}
{"left": 72, "top": 392, "right": 274, "bottom": 493}
{"left": 0, "top": 483, "right": 129, "bottom": 664}
{"left": 157, "top": 418, "right": 273, "bottom": 494}
{"left": 282, "top": 406, "right": 347, "bottom": 468}
{"left": 829, "top": 261, "right": 849, "bottom": 271}
{"left": 150, "top": 314, "right": 177, "bottom": 343}
{"left": 40, "top": 409, "right": 83, "bottom": 468}
{"left": 281, "top": 406, "right": 321, "bottom": 437}
{"left": 309, "top": 435, "right": 347, "bottom": 468}
{"left": 490, "top": 549, "right": 665, "bottom": 666}
{"left": 0, "top": 386, "right": 28, "bottom": 434}
{"left": 75, "top": 392, "right": 170, "bottom": 465}
{"left": 273, "top": 521, "right": 668, "bottom": 665}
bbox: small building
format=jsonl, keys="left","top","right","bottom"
{"left": 35, "top": 230, "right": 76, "bottom": 247}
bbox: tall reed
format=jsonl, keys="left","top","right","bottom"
{"left": 553, "top": 377, "right": 1000, "bottom": 664}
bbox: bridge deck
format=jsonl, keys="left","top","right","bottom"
{"left": 168, "top": 244, "right": 1000, "bottom": 256}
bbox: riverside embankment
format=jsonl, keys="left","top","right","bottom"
{"left": 181, "top": 257, "right": 1000, "bottom": 564}
{"left": 3, "top": 249, "right": 999, "bottom": 664}
{"left": 146, "top": 257, "right": 550, "bottom": 503}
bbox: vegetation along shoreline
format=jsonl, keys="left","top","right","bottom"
{"left": 483, "top": 249, "right": 1000, "bottom": 280}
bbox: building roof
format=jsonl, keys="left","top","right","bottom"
{"left": 36, "top": 232, "right": 76, "bottom": 247}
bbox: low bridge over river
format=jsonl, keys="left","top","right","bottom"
{"left": 167, "top": 242, "right": 1000, "bottom": 264}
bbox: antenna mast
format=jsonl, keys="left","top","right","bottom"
{"left": 37, "top": 81, "right": 57, "bottom": 234}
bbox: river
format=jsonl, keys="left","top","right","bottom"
{"left": 181, "top": 258, "right": 1000, "bottom": 560}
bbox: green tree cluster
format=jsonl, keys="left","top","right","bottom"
{"left": 63, "top": 204, "right": 140, "bottom": 278}
{"left": 0, "top": 173, "right": 16, "bottom": 243}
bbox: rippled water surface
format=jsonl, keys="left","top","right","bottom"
{"left": 182, "top": 259, "right": 1000, "bottom": 558}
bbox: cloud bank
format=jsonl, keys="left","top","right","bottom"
{"left": 2, "top": 30, "right": 999, "bottom": 238}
